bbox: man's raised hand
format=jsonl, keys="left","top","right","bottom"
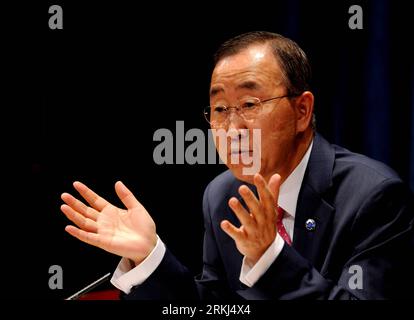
{"left": 220, "top": 173, "right": 282, "bottom": 266}
{"left": 60, "top": 181, "right": 157, "bottom": 265}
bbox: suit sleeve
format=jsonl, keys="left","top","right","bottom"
{"left": 121, "top": 247, "right": 198, "bottom": 300}
{"left": 194, "top": 182, "right": 240, "bottom": 299}
{"left": 237, "top": 179, "right": 414, "bottom": 299}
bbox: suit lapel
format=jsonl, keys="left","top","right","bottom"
{"left": 293, "top": 184, "right": 334, "bottom": 268}
{"left": 292, "top": 134, "right": 336, "bottom": 269}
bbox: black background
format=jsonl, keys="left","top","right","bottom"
{"left": 17, "top": 0, "right": 414, "bottom": 302}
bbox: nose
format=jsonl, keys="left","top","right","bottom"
{"left": 227, "top": 112, "right": 249, "bottom": 141}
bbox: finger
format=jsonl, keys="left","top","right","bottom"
{"left": 65, "top": 225, "right": 104, "bottom": 249}
{"left": 238, "top": 185, "right": 260, "bottom": 217}
{"left": 254, "top": 173, "right": 276, "bottom": 224}
{"left": 268, "top": 174, "right": 283, "bottom": 221}
{"left": 115, "top": 181, "right": 141, "bottom": 210}
{"left": 61, "top": 192, "right": 99, "bottom": 221}
{"left": 220, "top": 220, "right": 244, "bottom": 242}
{"left": 61, "top": 204, "right": 97, "bottom": 233}
{"left": 73, "top": 181, "right": 109, "bottom": 211}
{"left": 228, "top": 197, "right": 255, "bottom": 228}
{"left": 268, "top": 173, "right": 282, "bottom": 206}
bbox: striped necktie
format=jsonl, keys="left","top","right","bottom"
{"left": 277, "top": 206, "right": 292, "bottom": 246}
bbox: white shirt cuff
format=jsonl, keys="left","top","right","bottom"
{"left": 110, "top": 236, "right": 166, "bottom": 294}
{"left": 239, "top": 233, "right": 285, "bottom": 287}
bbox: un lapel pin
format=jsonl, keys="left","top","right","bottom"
{"left": 305, "top": 218, "right": 316, "bottom": 231}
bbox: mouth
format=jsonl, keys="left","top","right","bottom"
{"left": 229, "top": 150, "right": 253, "bottom": 155}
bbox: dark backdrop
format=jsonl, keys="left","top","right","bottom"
{"left": 24, "top": 0, "right": 414, "bottom": 299}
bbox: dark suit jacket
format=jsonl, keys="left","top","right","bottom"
{"left": 125, "top": 133, "right": 414, "bottom": 300}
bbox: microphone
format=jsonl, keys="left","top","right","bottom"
{"left": 65, "top": 272, "right": 112, "bottom": 300}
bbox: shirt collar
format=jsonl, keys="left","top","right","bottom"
{"left": 278, "top": 140, "right": 313, "bottom": 218}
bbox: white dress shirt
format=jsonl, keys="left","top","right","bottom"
{"left": 111, "top": 141, "right": 314, "bottom": 294}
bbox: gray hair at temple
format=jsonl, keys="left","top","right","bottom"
{"left": 214, "top": 31, "right": 316, "bottom": 130}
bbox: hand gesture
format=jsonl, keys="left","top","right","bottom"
{"left": 221, "top": 173, "right": 282, "bottom": 265}
{"left": 60, "top": 181, "right": 157, "bottom": 265}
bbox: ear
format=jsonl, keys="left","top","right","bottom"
{"left": 294, "top": 91, "right": 314, "bottom": 133}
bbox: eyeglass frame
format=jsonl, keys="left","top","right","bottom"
{"left": 203, "top": 93, "right": 299, "bottom": 126}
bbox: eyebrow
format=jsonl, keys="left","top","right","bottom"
{"left": 210, "top": 81, "right": 262, "bottom": 97}
{"left": 210, "top": 87, "right": 224, "bottom": 97}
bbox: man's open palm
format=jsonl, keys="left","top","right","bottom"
{"left": 60, "top": 181, "right": 157, "bottom": 265}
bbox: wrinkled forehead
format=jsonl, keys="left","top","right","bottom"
{"left": 210, "top": 45, "right": 284, "bottom": 95}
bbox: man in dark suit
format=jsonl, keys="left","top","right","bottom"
{"left": 60, "top": 32, "right": 414, "bottom": 299}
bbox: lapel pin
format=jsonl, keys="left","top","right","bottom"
{"left": 305, "top": 218, "right": 316, "bottom": 231}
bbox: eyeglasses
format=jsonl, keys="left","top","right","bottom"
{"left": 204, "top": 94, "right": 294, "bottom": 127}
